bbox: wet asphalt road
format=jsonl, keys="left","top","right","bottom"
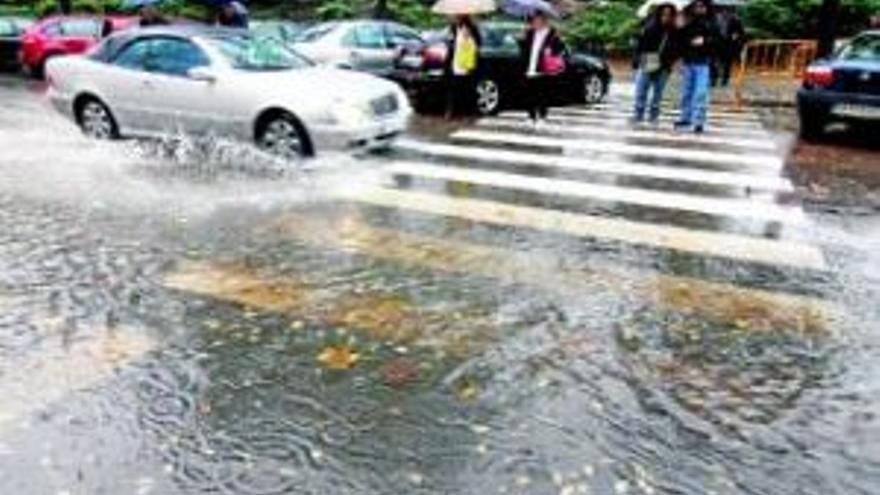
{"left": 1, "top": 73, "right": 880, "bottom": 495}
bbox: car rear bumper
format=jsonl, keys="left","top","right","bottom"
{"left": 798, "top": 88, "right": 880, "bottom": 120}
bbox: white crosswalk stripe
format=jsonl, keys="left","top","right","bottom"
{"left": 452, "top": 129, "right": 784, "bottom": 169}
{"left": 552, "top": 107, "right": 766, "bottom": 127}
{"left": 516, "top": 113, "right": 774, "bottom": 138}
{"left": 477, "top": 117, "right": 780, "bottom": 151}
{"left": 382, "top": 161, "right": 806, "bottom": 225}
{"left": 394, "top": 139, "right": 793, "bottom": 191}
{"left": 587, "top": 103, "right": 763, "bottom": 121}
{"left": 343, "top": 188, "right": 826, "bottom": 271}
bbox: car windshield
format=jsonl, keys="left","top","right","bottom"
{"left": 208, "top": 35, "right": 312, "bottom": 71}
{"left": 839, "top": 34, "right": 880, "bottom": 61}
{"left": 0, "top": 20, "right": 17, "bottom": 36}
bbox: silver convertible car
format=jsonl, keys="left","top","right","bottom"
{"left": 46, "top": 26, "right": 411, "bottom": 157}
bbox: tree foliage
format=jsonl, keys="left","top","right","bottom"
{"left": 742, "top": 0, "right": 880, "bottom": 39}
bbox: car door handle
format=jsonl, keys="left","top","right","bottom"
{"left": 141, "top": 80, "right": 154, "bottom": 89}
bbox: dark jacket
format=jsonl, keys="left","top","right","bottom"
{"left": 518, "top": 27, "right": 567, "bottom": 76}
{"left": 633, "top": 19, "right": 678, "bottom": 70}
{"left": 444, "top": 20, "right": 482, "bottom": 76}
{"left": 677, "top": 16, "right": 720, "bottom": 65}
{"left": 719, "top": 14, "right": 746, "bottom": 58}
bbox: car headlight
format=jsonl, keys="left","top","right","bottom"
{"left": 330, "top": 100, "right": 371, "bottom": 127}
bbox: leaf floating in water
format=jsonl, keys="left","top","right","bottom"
{"left": 290, "top": 320, "right": 305, "bottom": 331}
{"left": 379, "top": 358, "right": 420, "bottom": 388}
{"left": 317, "top": 345, "right": 360, "bottom": 370}
{"left": 454, "top": 378, "right": 480, "bottom": 401}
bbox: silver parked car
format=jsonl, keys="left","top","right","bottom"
{"left": 293, "top": 20, "right": 424, "bottom": 77}
{"left": 46, "top": 26, "right": 411, "bottom": 157}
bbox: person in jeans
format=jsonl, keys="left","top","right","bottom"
{"left": 518, "top": 12, "right": 567, "bottom": 124}
{"left": 632, "top": 3, "right": 679, "bottom": 124}
{"left": 675, "top": 0, "right": 720, "bottom": 134}
{"left": 444, "top": 15, "right": 481, "bottom": 119}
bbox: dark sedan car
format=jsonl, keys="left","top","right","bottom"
{"left": 798, "top": 31, "right": 880, "bottom": 140}
{"left": 391, "top": 22, "right": 611, "bottom": 115}
{"left": 0, "top": 17, "right": 32, "bottom": 72}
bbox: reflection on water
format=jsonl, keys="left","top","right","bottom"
{"left": 0, "top": 78, "right": 879, "bottom": 495}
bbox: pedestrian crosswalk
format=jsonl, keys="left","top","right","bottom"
{"left": 343, "top": 90, "right": 828, "bottom": 275}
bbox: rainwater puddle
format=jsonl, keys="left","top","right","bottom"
{"left": 0, "top": 77, "right": 879, "bottom": 495}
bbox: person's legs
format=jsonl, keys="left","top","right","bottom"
{"left": 537, "top": 76, "right": 549, "bottom": 120}
{"left": 444, "top": 75, "right": 456, "bottom": 118}
{"left": 720, "top": 56, "right": 733, "bottom": 87}
{"left": 648, "top": 71, "right": 669, "bottom": 123}
{"left": 692, "top": 63, "right": 711, "bottom": 132}
{"left": 677, "top": 64, "right": 695, "bottom": 127}
{"left": 525, "top": 77, "right": 539, "bottom": 121}
{"left": 633, "top": 69, "right": 650, "bottom": 122}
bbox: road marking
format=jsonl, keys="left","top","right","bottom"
{"left": 343, "top": 187, "right": 827, "bottom": 270}
{"left": 506, "top": 109, "right": 764, "bottom": 130}
{"left": 588, "top": 103, "right": 761, "bottom": 121}
{"left": 0, "top": 329, "right": 155, "bottom": 435}
{"left": 478, "top": 116, "right": 779, "bottom": 151}
{"left": 504, "top": 113, "right": 774, "bottom": 139}
{"left": 262, "top": 212, "right": 835, "bottom": 334}
{"left": 383, "top": 161, "right": 806, "bottom": 225}
{"left": 394, "top": 139, "right": 793, "bottom": 190}
{"left": 452, "top": 130, "right": 785, "bottom": 169}
{"left": 558, "top": 106, "right": 765, "bottom": 123}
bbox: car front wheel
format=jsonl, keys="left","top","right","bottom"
{"left": 583, "top": 74, "right": 605, "bottom": 104}
{"left": 76, "top": 98, "right": 119, "bottom": 140}
{"left": 256, "top": 111, "right": 311, "bottom": 158}
{"left": 475, "top": 78, "right": 501, "bottom": 116}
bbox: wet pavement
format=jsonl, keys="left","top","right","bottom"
{"left": 1, "top": 73, "right": 880, "bottom": 495}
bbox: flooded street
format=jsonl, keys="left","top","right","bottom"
{"left": 1, "top": 73, "right": 880, "bottom": 495}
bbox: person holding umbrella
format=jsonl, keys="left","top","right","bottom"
{"left": 675, "top": 0, "right": 719, "bottom": 134}
{"left": 512, "top": 2, "right": 566, "bottom": 125}
{"left": 431, "top": 0, "right": 493, "bottom": 118}
{"left": 632, "top": 3, "right": 678, "bottom": 125}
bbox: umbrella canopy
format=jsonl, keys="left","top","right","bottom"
{"left": 431, "top": 0, "right": 496, "bottom": 16}
{"left": 192, "top": 0, "right": 247, "bottom": 6}
{"left": 500, "top": 0, "right": 558, "bottom": 18}
{"left": 636, "top": 0, "right": 689, "bottom": 18}
{"left": 122, "top": 0, "right": 164, "bottom": 9}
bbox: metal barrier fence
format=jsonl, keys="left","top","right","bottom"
{"left": 733, "top": 39, "right": 818, "bottom": 104}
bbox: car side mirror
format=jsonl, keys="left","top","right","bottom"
{"left": 188, "top": 67, "right": 217, "bottom": 83}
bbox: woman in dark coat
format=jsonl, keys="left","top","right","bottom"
{"left": 444, "top": 15, "right": 482, "bottom": 119}
{"left": 632, "top": 3, "right": 678, "bottom": 124}
{"left": 518, "top": 12, "right": 567, "bottom": 124}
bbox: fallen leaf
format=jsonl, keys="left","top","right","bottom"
{"left": 454, "top": 378, "right": 480, "bottom": 401}
{"left": 317, "top": 345, "right": 360, "bottom": 370}
{"left": 378, "top": 358, "right": 420, "bottom": 388}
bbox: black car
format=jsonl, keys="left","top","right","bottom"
{"left": 0, "top": 17, "right": 32, "bottom": 72}
{"left": 798, "top": 31, "right": 880, "bottom": 140}
{"left": 391, "top": 22, "right": 611, "bottom": 116}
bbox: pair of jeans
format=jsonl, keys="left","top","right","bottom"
{"left": 633, "top": 69, "right": 670, "bottom": 122}
{"left": 679, "top": 63, "right": 711, "bottom": 127}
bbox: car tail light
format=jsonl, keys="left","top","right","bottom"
{"left": 804, "top": 65, "right": 834, "bottom": 87}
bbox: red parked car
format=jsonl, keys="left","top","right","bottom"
{"left": 20, "top": 15, "right": 135, "bottom": 78}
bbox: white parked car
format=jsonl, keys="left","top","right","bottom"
{"left": 293, "top": 20, "right": 423, "bottom": 77}
{"left": 46, "top": 26, "right": 411, "bottom": 157}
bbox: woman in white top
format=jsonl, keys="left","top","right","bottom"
{"left": 518, "top": 12, "right": 566, "bottom": 123}
{"left": 444, "top": 15, "right": 482, "bottom": 119}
